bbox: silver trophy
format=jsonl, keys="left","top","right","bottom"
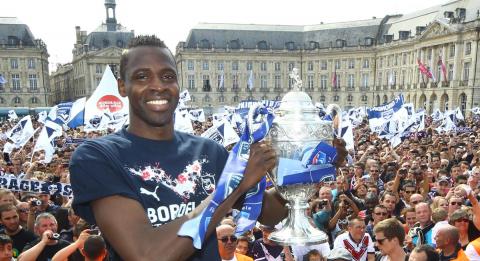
{"left": 250, "top": 68, "right": 341, "bottom": 246}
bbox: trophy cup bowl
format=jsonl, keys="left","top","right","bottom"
{"left": 259, "top": 88, "right": 341, "bottom": 246}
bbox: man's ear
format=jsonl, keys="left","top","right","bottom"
{"left": 118, "top": 79, "right": 127, "bottom": 97}
{"left": 79, "top": 248, "right": 86, "bottom": 257}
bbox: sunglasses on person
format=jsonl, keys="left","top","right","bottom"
{"left": 18, "top": 208, "right": 29, "bottom": 213}
{"left": 218, "top": 235, "right": 237, "bottom": 243}
{"left": 376, "top": 237, "right": 388, "bottom": 245}
{"left": 374, "top": 212, "right": 388, "bottom": 216}
{"left": 405, "top": 190, "right": 415, "bottom": 194}
{"left": 449, "top": 201, "right": 463, "bottom": 206}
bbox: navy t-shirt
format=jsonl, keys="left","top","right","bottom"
{"left": 70, "top": 128, "right": 229, "bottom": 261}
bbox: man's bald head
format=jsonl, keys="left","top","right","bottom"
{"left": 441, "top": 225, "right": 459, "bottom": 244}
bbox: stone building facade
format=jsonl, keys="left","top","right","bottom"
{"left": 50, "top": 0, "right": 134, "bottom": 104}
{"left": 0, "top": 17, "right": 50, "bottom": 107}
{"left": 176, "top": 0, "right": 480, "bottom": 115}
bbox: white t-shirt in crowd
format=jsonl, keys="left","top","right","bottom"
{"left": 333, "top": 232, "right": 374, "bottom": 261}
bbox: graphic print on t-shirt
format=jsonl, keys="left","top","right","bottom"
{"left": 128, "top": 158, "right": 216, "bottom": 202}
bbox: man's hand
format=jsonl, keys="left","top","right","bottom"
{"left": 41, "top": 230, "right": 55, "bottom": 244}
{"left": 75, "top": 229, "right": 91, "bottom": 247}
{"left": 333, "top": 138, "right": 348, "bottom": 168}
{"left": 240, "top": 141, "right": 277, "bottom": 193}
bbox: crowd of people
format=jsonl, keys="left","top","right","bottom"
{"left": 1, "top": 35, "right": 480, "bottom": 261}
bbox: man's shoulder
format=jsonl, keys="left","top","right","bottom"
{"left": 175, "top": 131, "right": 225, "bottom": 149}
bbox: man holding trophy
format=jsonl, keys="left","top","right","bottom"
{"left": 70, "top": 35, "right": 347, "bottom": 261}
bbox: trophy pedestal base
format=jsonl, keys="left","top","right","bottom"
{"left": 268, "top": 201, "right": 328, "bottom": 246}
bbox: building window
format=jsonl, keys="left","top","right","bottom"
{"left": 288, "top": 62, "right": 295, "bottom": 72}
{"left": 202, "top": 75, "right": 210, "bottom": 91}
{"left": 448, "top": 64, "right": 453, "bottom": 81}
{"left": 378, "top": 72, "right": 383, "bottom": 87}
{"left": 219, "top": 96, "right": 225, "bottom": 103}
{"left": 217, "top": 62, "right": 224, "bottom": 71}
{"left": 232, "top": 61, "right": 239, "bottom": 71}
{"left": 348, "top": 59, "right": 355, "bottom": 69}
{"left": 261, "top": 75, "right": 267, "bottom": 89}
{"left": 202, "top": 60, "right": 209, "bottom": 70}
{"left": 232, "top": 74, "right": 239, "bottom": 89}
{"left": 28, "top": 58, "right": 36, "bottom": 69}
{"left": 320, "top": 95, "right": 325, "bottom": 102}
{"left": 274, "top": 62, "right": 281, "bottom": 71}
{"left": 449, "top": 44, "right": 455, "bottom": 58}
{"left": 191, "top": 96, "right": 196, "bottom": 102}
{"left": 96, "top": 64, "right": 102, "bottom": 74}
{"left": 379, "top": 58, "right": 383, "bottom": 68}
{"left": 320, "top": 75, "right": 327, "bottom": 89}
{"left": 394, "top": 55, "right": 399, "bottom": 66}
{"left": 333, "top": 95, "right": 339, "bottom": 102}
{"left": 402, "top": 54, "right": 407, "bottom": 65}
{"left": 247, "top": 61, "right": 253, "bottom": 71}
{"left": 217, "top": 74, "right": 223, "bottom": 89}
{"left": 307, "top": 75, "right": 314, "bottom": 89}
{"left": 347, "top": 74, "right": 355, "bottom": 89}
{"left": 29, "top": 74, "right": 37, "bottom": 90}
{"left": 187, "top": 75, "right": 195, "bottom": 90}
{"left": 204, "top": 96, "right": 211, "bottom": 103}
{"left": 260, "top": 62, "right": 267, "bottom": 71}
{"left": 31, "top": 97, "right": 39, "bottom": 104}
{"left": 320, "top": 61, "right": 327, "bottom": 70}
{"left": 13, "top": 97, "right": 21, "bottom": 104}
{"left": 274, "top": 75, "right": 281, "bottom": 89}
{"left": 335, "top": 60, "right": 341, "bottom": 69}
{"left": 347, "top": 95, "right": 353, "bottom": 102}
{"left": 308, "top": 62, "right": 314, "bottom": 71}
{"left": 361, "top": 73, "right": 369, "bottom": 87}
{"left": 11, "top": 74, "right": 20, "bottom": 90}
{"left": 10, "top": 59, "right": 18, "bottom": 69}
{"left": 233, "top": 95, "right": 239, "bottom": 103}
{"left": 362, "top": 95, "right": 368, "bottom": 102}
{"left": 463, "top": 62, "right": 470, "bottom": 81}
{"left": 187, "top": 60, "right": 194, "bottom": 70}
{"left": 363, "top": 59, "right": 370, "bottom": 68}
{"left": 465, "top": 42, "right": 472, "bottom": 55}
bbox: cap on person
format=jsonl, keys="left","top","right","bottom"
{"left": 438, "top": 176, "right": 450, "bottom": 184}
{"left": 327, "top": 247, "right": 353, "bottom": 261}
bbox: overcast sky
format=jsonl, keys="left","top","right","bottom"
{"left": 2, "top": 0, "right": 447, "bottom": 71}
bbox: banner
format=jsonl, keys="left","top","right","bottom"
{"left": 84, "top": 65, "right": 129, "bottom": 130}
{"left": 201, "top": 120, "right": 240, "bottom": 147}
{"left": 33, "top": 120, "right": 63, "bottom": 163}
{"left": 188, "top": 109, "right": 206, "bottom": 122}
{"left": 174, "top": 109, "right": 194, "bottom": 134}
{"left": 0, "top": 176, "right": 72, "bottom": 197}
{"left": 6, "top": 115, "right": 35, "bottom": 148}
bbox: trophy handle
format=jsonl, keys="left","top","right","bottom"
{"left": 326, "top": 104, "right": 342, "bottom": 139}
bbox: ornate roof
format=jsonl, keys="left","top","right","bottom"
{"left": 0, "top": 17, "right": 36, "bottom": 46}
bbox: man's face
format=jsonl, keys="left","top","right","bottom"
{"left": 369, "top": 166, "right": 380, "bottom": 180}
{"left": 372, "top": 207, "right": 388, "bottom": 223}
{"left": 119, "top": 46, "right": 179, "bottom": 132}
{"left": 367, "top": 187, "right": 378, "bottom": 195}
{"left": 382, "top": 195, "right": 396, "bottom": 213}
{"left": 0, "top": 209, "right": 19, "bottom": 233}
{"left": 431, "top": 157, "right": 441, "bottom": 168}
{"left": 318, "top": 188, "right": 332, "bottom": 202}
{"left": 16, "top": 202, "right": 29, "bottom": 222}
{"left": 405, "top": 211, "right": 416, "bottom": 226}
{"left": 409, "top": 251, "right": 428, "bottom": 261}
{"left": 0, "top": 243, "right": 12, "bottom": 261}
{"left": 374, "top": 231, "right": 394, "bottom": 256}
{"left": 348, "top": 220, "right": 366, "bottom": 242}
{"left": 235, "top": 240, "right": 248, "bottom": 255}
{"left": 415, "top": 204, "right": 431, "bottom": 225}
{"left": 217, "top": 225, "right": 237, "bottom": 260}
{"left": 403, "top": 186, "right": 416, "bottom": 201}
{"left": 35, "top": 218, "right": 57, "bottom": 236}
{"left": 448, "top": 197, "right": 463, "bottom": 213}
{"left": 434, "top": 229, "right": 447, "bottom": 249}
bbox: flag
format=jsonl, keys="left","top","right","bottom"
{"left": 188, "top": 109, "right": 206, "bottom": 122}
{"left": 219, "top": 73, "right": 225, "bottom": 90}
{"left": 0, "top": 75, "right": 7, "bottom": 84}
{"left": 174, "top": 109, "right": 193, "bottom": 134}
{"left": 388, "top": 71, "right": 395, "bottom": 86}
{"left": 340, "top": 121, "right": 354, "bottom": 151}
{"left": 33, "top": 120, "right": 63, "bottom": 163}
{"left": 201, "top": 120, "right": 240, "bottom": 147}
{"left": 438, "top": 56, "right": 447, "bottom": 82}
{"left": 417, "top": 59, "right": 433, "bottom": 79}
{"left": 247, "top": 70, "right": 254, "bottom": 90}
{"left": 48, "top": 106, "right": 58, "bottom": 122}
{"left": 180, "top": 90, "right": 191, "bottom": 104}
{"left": 7, "top": 110, "right": 18, "bottom": 121}
{"left": 67, "top": 97, "right": 86, "bottom": 129}
{"left": 37, "top": 111, "right": 48, "bottom": 124}
{"left": 6, "top": 115, "right": 34, "bottom": 148}
{"left": 332, "top": 70, "right": 337, "bottom": 88}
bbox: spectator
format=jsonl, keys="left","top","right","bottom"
{"left": 0, "top": 234, "right": 14, "bottom": 261}
{"left": 51, "top": 228, "right": 91, "bottom": 261}
{"left": 326, "top": 248, "right": 352, "bottom": 261}
{"left": 0, "top": 204, "right": 36, "bottom": 258}
{"left": 408, "top": 245, "right": 439, "bottom": 261}
{"left": 333, "top": 217, "right": 374, "bottom": 261}
{"left": 373, "top": 218, "right": 407, "bottom": 261}
{"left": 409, "top": 203, "right": 434, "bottom": 248}
{"left": 366, "top": 205, "right": 388, "bottom": 242}
{"left": 235, "top": 236, "right": 250, "bottom": 257}
{"left": 251, "top": 225, "right": 291, "bottom": 261}
{"left": 448, "top": 209, "right": 480, "bottom": 250}
{"left": 434, "top": 225, "right": 468, "bottom": 261}
{"left": 80, "top": 235, "right": 107, "bottom": 261}
{"left": 18, "top": 213, "right": 70, "bottom": 261}
{"left": 401, "top": 207, "right": 416, "bottom": 234}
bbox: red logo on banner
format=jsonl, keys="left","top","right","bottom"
{"left": 97, "top": 95, "right": 123, "bottom": 113}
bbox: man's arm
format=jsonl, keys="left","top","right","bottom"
{"left": 51, "top": 229, "right": 90, "bottom": 261}
{"left": 90, "top": 141, "right": 276, "bottom": 261}
{"left": 18, "top": 231, "right": 51, "bottom": 261}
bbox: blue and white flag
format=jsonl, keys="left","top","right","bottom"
{"left": 247, "top": 70, "right": 254, "bottom": 90}
{"left": 7, "top": 110, "right": 18, "bottom": 121}
{"left": 368, "top": 94, "right": 404, "bottom": 133}
{"left": 37, "top": 111, "right": 48, "bottom": 124}
{"left": 33, "top": 120, "right": 63, "bottom": 163}
{"left": 6, "top": 115, "right": 35, "bottom": 148}
{"left": 469, "top": 107, "right": 480, "bottom": 115}
{"left": 174, "top": 109, "right": 194, "bottom": 134}
{"left": 340, "top": 120, "right": 354, "bottom": 151}
{"left": 180, "top": 90, "right": 191, "bottom": 103}
{"left": 201, "top": 120, "right": 240, "bottom": 147}
{"left": 67, "top": 97, "right": 86, "bottom": 129}
{"left": 188, "top": 109, "right": 205, "bottom": 122}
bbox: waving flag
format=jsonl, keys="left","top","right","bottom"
{"left": 174, "top": 109, "right": 193, "bottom": 134}
{"left": 417, "top": 59, "right": 433, "bottom": 79}
{"left": 188, "top": 109, "right": 205, "bottom": 122}
{"left": 6, "top": 115, "right": 34, "bottom": 148}
{"left": 0, "top": 75, "right": 7, "bottom": 84}
{"left": 332, "top": 70, "right": 338, "bottom": 88}
{"left": 438, "top": 56, "right": 447, "bottom": 81}
{"left": 201, "top": 120, "right": 240, "bottom": 147}
{"left": 67, "top": 97, "right": 86, "bottom": 129}
{"left": 33, "top": 120, "right": 63, "bottom": 163}
{"left": 37, "top": 111, "right": 48, "bottom": 124}
{"left": 219, "top": 73, "right": 225, "bottom": 90}
{"left": 7, "top": 110, "right": 18, "bottom": 121}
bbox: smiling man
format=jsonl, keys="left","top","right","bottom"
{"left": 69, "top": 35, "right": 289, "bottom": 261}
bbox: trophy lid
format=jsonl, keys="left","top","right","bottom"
{"left": 278, "top": 91, "right": 316, "bottom": 112}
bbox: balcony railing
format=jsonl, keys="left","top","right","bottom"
{"left": 442, "top": 81, "right": 450, "bottom": 87}
{"left": 431, "top": 82, "right": 437, "bottom": 88}
{"left": 459, "top": 80, "right": 468, "bottom": 87}
{"left": 420, "top": 83, "right": 427, "bottom": 88}
{"left": 28, "top": 88, "right": 39, "bottom": 93}
{"left": 260, "top": 88, "right": 270, "bottom": 92}
{"left": 10, "top": 88, "right": 21, "bottom": 92}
